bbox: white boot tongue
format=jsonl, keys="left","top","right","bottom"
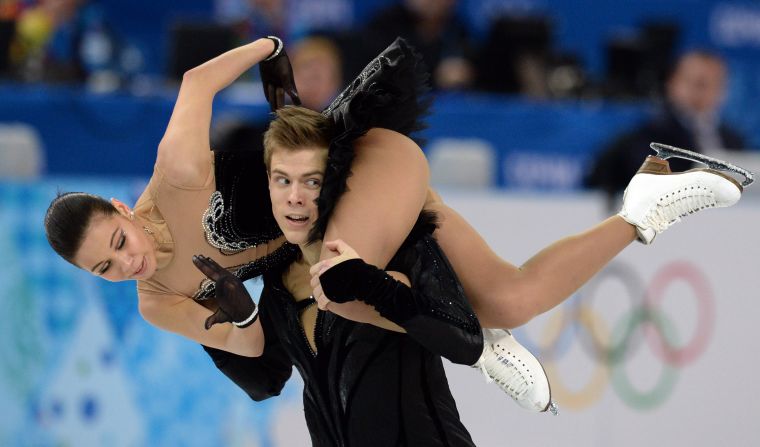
{"left": 635, "top": 226, "right": 657, "bottom": 245}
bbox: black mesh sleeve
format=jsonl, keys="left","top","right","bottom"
{"left": 320, "top": 233, "right": 483, "bottom": 366}
{"left": 201, "top": 309, "right": 293, "bottom": 401}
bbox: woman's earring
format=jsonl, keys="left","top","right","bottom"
{"left": 130, "top": 211, "right": 135, "bottom": 220}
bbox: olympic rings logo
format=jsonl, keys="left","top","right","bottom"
{"left": 515, "top": 260, "right": 715, "bottom": 411}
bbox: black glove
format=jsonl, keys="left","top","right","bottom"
{"left": 319, "top": 259, "right": 385, "bottom": 304}
{"left": 319, "top": 258, "right": 421, "bottom": 323}
{"left": 319, "top": 234, "right": 483, "bottom": 366}
{"left": 259, "top": 36, "right": 301, "bottom": 111}
{"left": 192, "top": 254, "right": 257, "bottom": 330}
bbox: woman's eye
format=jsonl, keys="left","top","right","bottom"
{"left": 306, "top": 179, "right": 321, "bottom": 187}
{"left": 117, "top": 233, "right": 126, "bottom": 249}
{"left": 276, "top": 177, "right": 290, "bottom": 185}
{"left": 100, "top": 262, "right": 110, "bottom": 275}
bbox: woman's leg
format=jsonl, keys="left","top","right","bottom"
{"left": 318, "top": 129, "right": 429, "bottom": 321}
{"left": 425, "top": 191, "right": 636, "bottom": 328}
{"left": 315, "top": 134, "right": 560, "bottom": 411}
{"left": 320, "top": 128, "right": 429, "bottom": 268}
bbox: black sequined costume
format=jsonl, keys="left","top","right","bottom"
{"left": 203, "top": 39, "right": 483, "bottom": 446}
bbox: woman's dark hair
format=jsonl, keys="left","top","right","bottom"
{"left": 44, "top": 192, "right": 118, "bottom": 264}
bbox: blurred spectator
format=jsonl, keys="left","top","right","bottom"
{"left": 289, "top": 35, "right": 342, "bottom": 111}
{"left": 352, "top": 0, "right": 476, "bottom": 91}
{"left": 0, "top": 1, "right": 20, "bottom": 77}
{"left": 219, "top": 0, "right": 289, "bottom": 41}
{"left": 476, "top": 15, "right": 553, "bottom": 97}
{"left": 13, "top": 0, "right": 87, "bottom": 82}
{"left": 585, "top": 49, "right": 747, "bottom": 196}
{"left": 475, "top": 14, "right": 590, "bottom": 99}
{"left": 602, "top": 21, "right": 680, "bottom": 99}
{"left": 215, "top": 0, "right": 353, "bottom": 44}
{"left": 0, "top": 0, "right": 22, "bottom": 19}
{"left": 211, "top": 34, "right": 342, "bottom": 157}
{"left": 11, "top": 0, "right": 118, "bottom": 85}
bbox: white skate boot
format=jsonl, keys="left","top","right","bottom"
{"left": 472, "top": 329, "right": 558, "bottom": 415}
{"left": 618, "top": 145, "right": 748, "bottom": 245}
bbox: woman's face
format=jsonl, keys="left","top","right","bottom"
{"left": 73, "top": 211, "right": 158, "bottom": 282}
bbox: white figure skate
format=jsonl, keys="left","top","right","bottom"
{"left": 473, "top": 329, "right": 558, "bottom": 415}
{"left": 618, "top": 143, "right": 752, "bottom": 244}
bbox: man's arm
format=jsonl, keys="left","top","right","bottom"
{"left": 202, "top": 305, "right": 293, "bottom": 401}
{"left": 315, "top": 234, "right": 484, "bottom": 366}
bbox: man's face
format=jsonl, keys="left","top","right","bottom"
{"left": 268, "top": 146, "right": 327, "bottom": 246}
{"left": 667, "top": 54, "right": 727, "bottom": 116}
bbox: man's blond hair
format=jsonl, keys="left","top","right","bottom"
{"left": 263, "top": 106, "right": 333, "bottom": 171}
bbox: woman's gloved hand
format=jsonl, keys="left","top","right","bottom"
{"left": 259, "top": 36, "right": 301, "bottom": 111}
{"left": 192, "top": 254, "right": 258, "bottom": 330}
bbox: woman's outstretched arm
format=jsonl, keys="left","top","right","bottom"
{"left": 138, "top": 292, "right": 265, "bottom": 357}
{"left": 157, "top": 38, "right": 281, "bottom": 186}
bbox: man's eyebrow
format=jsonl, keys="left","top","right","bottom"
{"left": 90, "top": 227, "right": 119, "bottom": 272}
{"left": 271, "top": 169, "right": 324, "bottom": 177}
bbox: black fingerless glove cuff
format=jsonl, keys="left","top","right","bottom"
{"left": 320, "top": 257, "right": 482, "bottom": 365}
{"left": 319, "top": 259, "right": 384, "bottom": 303}
{"left": 319, "top": 259, "right": 418, "bottom": 323}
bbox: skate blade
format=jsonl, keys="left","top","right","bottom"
{"left": 547, "top": 401, "right": 559, "bottom": 416}
{"left": 650, "top": 142, "right": 755, "bottom": 187}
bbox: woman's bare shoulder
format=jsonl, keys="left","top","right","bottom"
{"left": 155, "top": 145, "right": 214, "bottom": 188}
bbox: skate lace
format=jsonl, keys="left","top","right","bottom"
{"left": 644, "top": 185, "right": 716, "bottom": 232}
{"left": 476, "top": 346, "right": 531, "bottom": 398}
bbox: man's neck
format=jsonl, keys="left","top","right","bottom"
{"left": 299, "top": 241, "right": 323, "bottom": 267}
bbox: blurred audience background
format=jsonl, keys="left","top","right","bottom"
{"left": 1, "top": 0, "right": 759, "bottom": 188}
{"left": 585, "top": 49, "right": 748, "bottom": 198}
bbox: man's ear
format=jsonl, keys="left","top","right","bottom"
{"left": 110, "top": 198, "right": 132, "bottom": 218}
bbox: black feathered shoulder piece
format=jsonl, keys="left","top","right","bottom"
{"left": 309, "top": 37, "right": 433, "bottom": 243}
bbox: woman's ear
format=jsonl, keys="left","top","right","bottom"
{"left": 110, "top": 198, "right": 132, "bottom": 218}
